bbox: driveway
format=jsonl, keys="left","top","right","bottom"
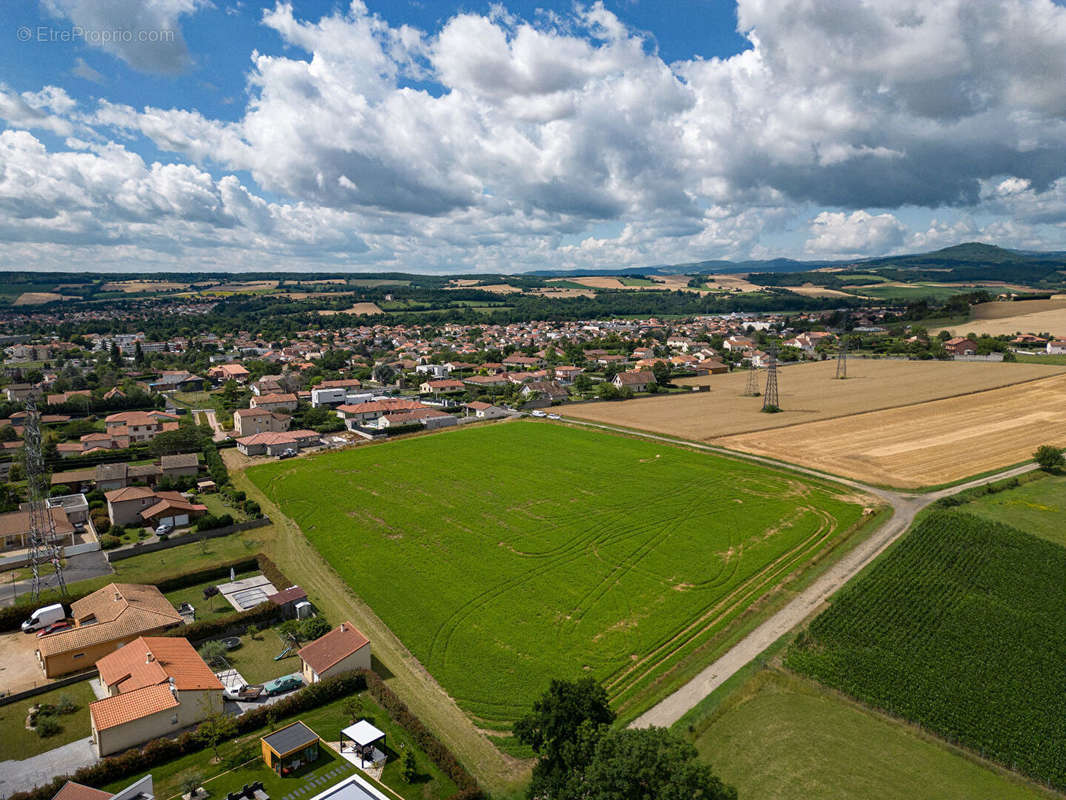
{"left": 199, "top": 408, "right": 231, "bottom": 442}
{"left": 0, "top": 629, "right": 50, "bottom": 694}
{"left": 0, "top": 736, "right": 97, "bottom": 796}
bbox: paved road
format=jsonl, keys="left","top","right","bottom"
{"left": 0, "top": 550, "right": 113, "bottom": 608}
{"left": 558, "top": 419, "right": 1039, "bottom": 729}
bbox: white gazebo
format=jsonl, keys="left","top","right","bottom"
{"left": 339, "top": 720, "right": 386, "bottom": 768}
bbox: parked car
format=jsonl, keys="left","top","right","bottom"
{"left": 530, "top": 410, "right": 547, "bottom": 418}
{"left": 278, "top": 448, "right": 298, "bottom": 459}
{"left": 22, "top": 603, "right": 66, "bottom": 632}
{"left": 155, "top": 523, "right": 174, "bottom": 536}
{"left": 263, "top": 675, "right": 303, "bottom": 695}
{"left": 547, "top": 413, "right": 561, "bottom": 420}
{"left": 223, "top": 683, "right": 264, "bottom": 701}
{"left": 36, "top": 620, "right": 72, "bottom": 638}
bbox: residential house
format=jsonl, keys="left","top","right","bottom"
{"left": 207, "top": 363, "right": 250, "bottom": 384}
{"left": 944, "top": 337, "right": 978, "bottom": 356}
{"left": 160, "top": 453, "right": 200, "bottom": 481}
{"left": 235, "top": 429, "right": 320, "bottom": 457}
{"left": 502, "top": 354, "right": 544, "bottom": 369}
{"left": 105, "top": 487, "right": 206, "bottom": 528}
{"left": 552, "top": 365, "right": 584, "bottom": 385}
{"left": 47, "top": 390, "right": 91, "bottom": 406}
{"left": 147, "top": 371, "right": 206, "bottom": 393}
{"left": 613, "top": 371, "right": 654, "bottom": 393}
{"left": 4, "top": 384, "right": 37, "bottom": 402}
{"left": 51, "top": 776, "right": 155, "bottom": 800}
{"left": 419, "top": 379, "right": 465, "bottom": 395}
{"left": 234, "top": 407, "right": 291, "bottom": 437}
{"left": 90, "top": 637, "right": 223, "bottom": 756}
{"left": 1047, "top": 340, "right": 1066, "bottom": 355}
{"left": 462, "top": 374, "right": 509, "bottom": 390}
{"left": 36, "top": 583, "right": 184, "bottom": 677}
{"left": 334, "top": 399, "right": 425, "bottom": 428}
{"left": 520, "top": 381, "right": 568, "bottom": 402}
{"left": 249, "top": 392, "right": 299, "bottom": 413}
{"left": 377, "top": 408, "right": 458, "bottom": 430}
{"left": 0, "top": 505, "right": 76, "bottom": 553}
{"left": 465, "top": 402, "right": 509, "bottom": 420}
{"left": 297, "top": 621, "right": 371, "bottom": 684}
{"left": 103, "top": 411, "right": 180, "bottom": 444}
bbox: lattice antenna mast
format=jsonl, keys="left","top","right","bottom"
{"left": 24, "top": 399, "right": 66, "bottom": 599}
{"left": 762, "top": 346, "right": 780, "bottom": 411}
{"left": 835, "top": 335, "right": 848, "bottom": 380}
{"left": 744, "top": 362, "right": 759, "bottom": 396}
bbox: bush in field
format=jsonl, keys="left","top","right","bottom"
{"left": 1034, "top": 444, "right": 1064, "bottom": 471}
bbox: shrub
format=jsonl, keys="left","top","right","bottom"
{"left": 243, "top": 500, "right": 261, "bottom": 517}
{"left": 92, "top": 512, "right": 111, "bottom": 535}
{"left": 100, "top": 534, "right": 120, "bottom": 549}
{"left": 56, "top": 694, "right": 77, "bottom": 715}
{"left": 301, "top": 616, "right": 331, "bottom": 640}
{"left": 1034, "top": 444, "right": 1065, "bottom": 471}
{"left": 195, "top": 513, "right": 234, "bottom": 532}
{"left": 36, "top": 715, "right": 61, "bottom": 737}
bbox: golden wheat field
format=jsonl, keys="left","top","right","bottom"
{"left": 947, "top": 299, "right": 1066, "bottom": 337}
{"left": 562, "top": 359, "right": 1066, "bottom": 442}
{"left": 720, "top": 372, "right": 1066, "bottom": 487}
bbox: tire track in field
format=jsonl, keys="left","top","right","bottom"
{"left": 604, "top": 507, "right": 837, "bottom": 697}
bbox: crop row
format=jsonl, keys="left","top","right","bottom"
{"left": 787, "top": 510, "right": 1066, "bottom": 788}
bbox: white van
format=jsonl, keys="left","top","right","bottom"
{"left": 21, "top": 603, "right": 65, "bottom": 632}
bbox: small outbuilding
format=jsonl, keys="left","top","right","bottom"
{"left": 340, "top": 720, "right": 386, "bottom": 767}
{"left": 261, "top": 721, "right": 321, "bottom": 776}
{"left": 297, "top": 621, "right": 371, "bottom": 684}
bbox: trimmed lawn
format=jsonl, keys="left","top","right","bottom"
{"left": 103, "top": 690, "right": 458, "bottom": 800}
{"left": 691, "top": 670, "right": 1056, "bottom": 800}
{"left": 164, "top": 570, "right": 260, "bottom": 625}
{"left": 962, "top": 471, "right": 1066, "bottom": 548}
{"left": 218, "top": 625, "right": 303, "bottom": 685}
{"left": 112, "top": 536, "right": 264, "bottom": 584}
{"left": 0, "top": 679, "right": 95, "bottom": 760}
{"left": 248, "top": 421, "right": 867, "bottom": 727}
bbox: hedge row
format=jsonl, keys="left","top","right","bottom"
{"left": 256, "top": 553, "right": 292, "bottom": 591}
{"left": 5, "top": 672, "right": 370, "bottom": 800}
{"left": 155, "top": 557, "right": 259, "bottom": 593}
{"left": 363, "top": 670, "right": 484, "bottom": 800}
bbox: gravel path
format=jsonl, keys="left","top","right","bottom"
{"left": 558, "top": 419, "right": 1038, "bottom": 729}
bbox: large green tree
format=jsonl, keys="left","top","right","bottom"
{"left": 514, "top": 678, "right": 615, "bottom": 799}
{"left": 578, "top": 727, "right": 736, "bottom": 800}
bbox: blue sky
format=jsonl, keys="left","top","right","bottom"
{"left": 1, "top": 0, "right": 1065, "bottom": 273}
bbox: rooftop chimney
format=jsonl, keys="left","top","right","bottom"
{"left": 146, "top": 651, "right": 155, "bottom": 664}
{"left": 114, "top": 590, "right": 121, "bottom": 601}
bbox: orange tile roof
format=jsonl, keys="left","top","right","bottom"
{"left": 52, "top": 782, "right": 112, "bottom": 800}
{"left": 39, "top": 584, "right": 183, "bottom": 658}
{"left": 297, "top": 621, "right": 369, "bottom": 674}
{"left": 90, "top": 683, "right": 179, "bottom": 731}
{"left": 97, "top": 636, "right": 223, "bottom": 692}
{"left": 105, "top": 486, "right": 157, "bottom": 503}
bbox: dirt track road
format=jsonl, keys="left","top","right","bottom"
{"left": 198, "top": 408, "right": 230, "bottom": 442}
{"left": 558, "top": 419, "right": 1039, "bottom": 729}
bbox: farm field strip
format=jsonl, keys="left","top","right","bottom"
{"left": 690, "top": 670, "right": 1056, "bottom": 800}
{"left": 720, "top": 372, "right": 1066, "bottom": 487}
{"left": 247, "top": 422, "right": 866, "bottom": 728}
{"left": 948, "top": 304, "right": 1066, "bottom": 337}
{"left": 562, "top": 359, "right": 1066, "bottom": 442}
{"left": 787, "top": 509, "right": 1066, "bottom": 790}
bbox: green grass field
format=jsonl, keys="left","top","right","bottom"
{"left": 248, "top": 422, "right": 865, "bottom": 727}
{"left": 848, "top": 283, "right": 972, "bottom": 302}
{"left": 961, "top": 471, "right": 1066, "bottom": 548}
{"left": 787, "top": 510, "right": 1066, "bottom": 790}
{"left": 691, "top": 670, "right": 1055, "bottom": 800}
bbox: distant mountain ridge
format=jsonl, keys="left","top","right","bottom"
{"left": 522, "top": 243, "right": 1066, "bottom": 278}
